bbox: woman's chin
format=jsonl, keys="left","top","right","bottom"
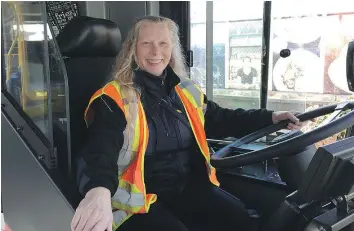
{"left": 146, "top": 66, "right": 166, "bottom": 76}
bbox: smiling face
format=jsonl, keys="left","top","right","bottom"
{"left": 242, "top": 57, "right": 252, "bottom": 68}
{"left": 135, "top": 22, "right": 173, "bottom": 76}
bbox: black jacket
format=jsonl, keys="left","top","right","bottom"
{"left": 76, "top": 66, "right": 274, "bottom": 197}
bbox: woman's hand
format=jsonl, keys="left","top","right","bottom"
{"left": 272, "top": 111, "right": 314, "bottom": 130}
{"left": 71, "top": 187, "right": 113, "bottom": 231}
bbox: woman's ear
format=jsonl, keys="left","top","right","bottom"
{"left": 132, "top": 60, "right": 139, "bottom": 70}
{"left": 133, "top": 54, "right": 140, "bottom": 70}
{"left": 169, "top": 56, "right": 175, "bottom": 67}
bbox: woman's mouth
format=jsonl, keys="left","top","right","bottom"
{"left": 147, "top": 59, "right": 163, "bottom": 65}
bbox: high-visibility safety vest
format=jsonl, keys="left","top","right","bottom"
{"left": 84, "top": 77, "right": 220, "bottom": 230}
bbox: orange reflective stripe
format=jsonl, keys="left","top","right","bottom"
{"left": 84, "top": 82, "right": 125, "bottom": 126}
{"left": 175, "top": 85, "right": 219, "bottom": 187}
{"left": 134, "top": 103, "right": 145, "bottom": 191}
{"left": 175, "top": 86, "right": 209, "bottom": 156}
{"left": 209, "top": 166, "right": 220, "bottom": 186}
{"left": 84, "top": 88, "right": 104, "bottom": 126}
{"left": 103, "top": 84, "right": 125, "bottom": 113}
{"left": 138, "top": 102, "right": 157, "bottom": 212}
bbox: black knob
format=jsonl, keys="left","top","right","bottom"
{"left": 280, "top": 49, "right": 291, "bottom": 58}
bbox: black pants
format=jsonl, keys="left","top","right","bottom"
{"left": 118, "top": 177, "right": 257, "bottom": 231}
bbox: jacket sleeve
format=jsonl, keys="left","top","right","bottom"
{"left": 204, "top": 95, "right": 274, "bottom": 139}
{"left": 76, "top": 95, "right": 127, "bottom": 197}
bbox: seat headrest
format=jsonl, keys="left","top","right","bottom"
{"left": 56, "top": 16, "right": 121, "bottom": 58}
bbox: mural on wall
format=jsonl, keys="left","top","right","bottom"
{"left": 324, "top": 15, "right": 354, "bottom": 94}
{"left": 271, "top": 13, "right": 354, "bottom": 94}
{"left": 227, "top": 20, "right": 263, "bottom": 90}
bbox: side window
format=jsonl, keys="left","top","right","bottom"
{"left": 2, "top": 1, "right": 52, "bottom": 137}
{"left": 269, "top": 2, "right": 354, "bottom": 144}
{"left": 2, "top": 1, "right": 71, "bottom": 169}
{"left": 268, "top": 2, "right": 354, "bottom": 112}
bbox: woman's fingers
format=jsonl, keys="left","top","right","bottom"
{"left": 287, "top": 112, "right": 300, "bottom": 124}
{"left": 74, "top": 209, "right": 92, "bottom": 231}
{"left": 106, "top": 220, "right": 113, "bottom": 231}
{"left": 83, "top": 209, "right": 101, "bottom": 231}
{"left": 71, "top": 212, "right": 81, "bottom": 231}
{"left": 288, "top": 122, "right": 300, "bottom": 130}
{"left": 91, "top": 219, "right": 109, "bottom": 231}
{"left": 72, "top": 187, "right": 113, "bottom": 231}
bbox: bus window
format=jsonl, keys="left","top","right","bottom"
{"left": 269, "top": 2, "right": 354, "bottom": 144}
{"left": 190, "top": 1, "right": 354, "bottom": 143}
{"left": 190, "top": 1, "right": 265, "bottom": 109}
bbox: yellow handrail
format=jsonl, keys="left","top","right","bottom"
{"left": 7, "top": 2, "right": 28, "bottom": 110}
{"left": 5, "top": 3, "right": 19, "bottom": 82}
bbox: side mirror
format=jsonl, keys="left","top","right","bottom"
{"left": 347, "top": 40, "right": 354, "bottom": 92}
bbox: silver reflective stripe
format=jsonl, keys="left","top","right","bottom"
{"left": 117, "top": 102, "right": 139, "bottom": 176}
{"left": 112, "top": 92, "right": 144, "bottom": 209}
{"left": 179, "top": 77, "right": 203, "bottom": 107}
{"left": 179, "top": 78, "right": 195, "bottom": 89}
{"left": 112, "top": 188, "right": 145, "bottom": 207}
{"left": 113, "top": 210, "right": 129, "bottom": 226}
{"left": 117, "top": 149, "right": 138, "bottom": 176}
{"left": 117, "top": 130, "right": 132, "bottom": 175}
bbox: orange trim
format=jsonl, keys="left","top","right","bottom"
{"left": 175, "top": 87, "right": 209, "bottom": 156}
{"left": 210, "top": 167, "right": 220, "bottom": 186}
{"left": 135, "top": 103, "right": 145, "bottom": 191}
{"left": 84, "top": 88, "right": 104, "bottom": 124}
{"left": 84, "top": 83, "right": 125, "bottom": 125}
{"left": 104, "top": 84, "right": 125, "bottom": 112}
{"left": 175, "top": 86, "right": 219, "bottom": 186}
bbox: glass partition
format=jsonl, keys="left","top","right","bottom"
{"left": 1, "top": 1, "right": 71, "bottom": 171}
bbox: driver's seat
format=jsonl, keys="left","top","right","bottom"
{"left": 56, "top": 16, "right": 122, "bottom": 169}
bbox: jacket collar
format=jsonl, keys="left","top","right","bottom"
{"left": 133, "top": 65, "right": 181, "bottom": 94}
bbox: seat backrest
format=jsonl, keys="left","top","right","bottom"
{"left": 56, "top": 16, "right": 121, "bottom": 159}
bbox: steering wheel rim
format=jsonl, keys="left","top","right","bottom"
{"left": 210, "top": 102, "right": 354, "bottom": 168}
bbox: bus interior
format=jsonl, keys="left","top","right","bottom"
{"left": 1, "top": 1, "right": 354, "bottom": 231}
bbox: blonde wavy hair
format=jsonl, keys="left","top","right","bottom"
{"left": 111, "top": 15, "right": 188, "bottom": 124}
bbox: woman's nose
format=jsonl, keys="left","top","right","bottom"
{"left": 150, "top": 44, "right": 159, "bottom": 55}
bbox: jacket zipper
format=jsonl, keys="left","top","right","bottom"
{"left": 165, "top": 98, "right": 185, "bottom": 175}
{"left": 159, "top": 99, "right": 172, "bottom": 137}
{"left": 161, "top": 110, "right": 170, "bottom": 137}
{"left": 149, "top": 115, "right": 159, "bottom": 149}
{"left": 174, "top": 116, "right": 184, "bottom": 175}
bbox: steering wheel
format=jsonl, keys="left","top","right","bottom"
{"left": 210, "top": 102, "right": 354, "bottom": 168}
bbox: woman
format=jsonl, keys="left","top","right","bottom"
{"left": 71, "top": 16, "right": 306, "bottom": 231}
{"left": 236, "top": 56, "right": 258, "bottom": 87}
